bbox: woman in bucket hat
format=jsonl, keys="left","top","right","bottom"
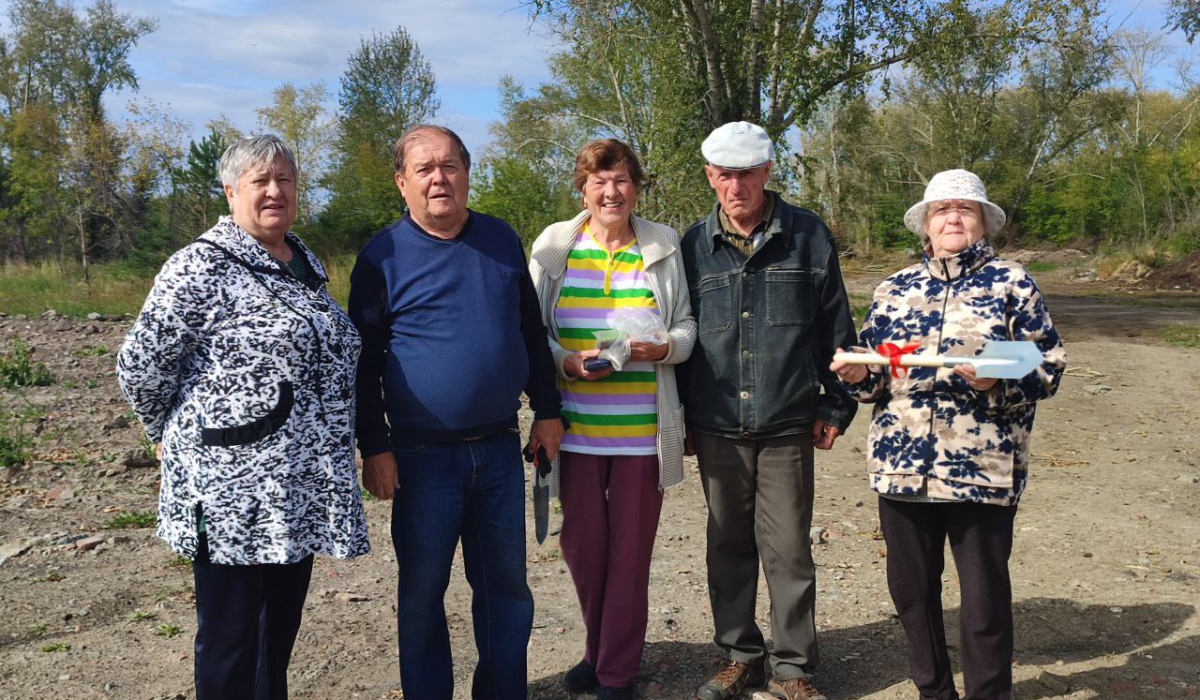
{"left": 830, "top": 169, "right": 1066, "bottom": 700}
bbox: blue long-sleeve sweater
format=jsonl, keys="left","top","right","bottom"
{"left": 349, "top": 212, "right": 561, "bottom": 455}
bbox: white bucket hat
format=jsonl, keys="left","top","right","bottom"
{"left": 904, "top": 169, "right": 1006, "bottom": 237}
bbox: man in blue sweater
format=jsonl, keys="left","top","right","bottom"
{"left": 349, "top": 124, "right": 563, "bottom": 700}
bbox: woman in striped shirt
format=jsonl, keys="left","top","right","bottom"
{"left": 530, "top": 139, "right": 697, "bottom": 700}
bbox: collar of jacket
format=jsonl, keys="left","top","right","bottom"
{"left": 705, "top": 190, "right": 784, "bottom": 254}
{"left": 198, "top": 217, "right": 329, "bottom": 281}
{"left": 530, "top": 209, "right": 678, "bottom": 280}
{"left": 924, "top": 240, "right": 994, "bottom": 282}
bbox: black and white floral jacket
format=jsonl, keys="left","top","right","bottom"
{"left": 117, "top": 218, "right": 369, "bottom": 565}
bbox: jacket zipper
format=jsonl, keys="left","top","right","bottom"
{"left": 925, "top": 258, "right": 953, "bottom": 474}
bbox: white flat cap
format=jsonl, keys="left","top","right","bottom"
{"left": 702, "top": 121, "right": 774, "bottom": 170}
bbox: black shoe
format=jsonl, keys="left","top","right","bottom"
{"left": 598, "top": 684, "right": 635, "bottom": 700}
{"left": 564, "top": 660, "right": 600, "bottom": 694}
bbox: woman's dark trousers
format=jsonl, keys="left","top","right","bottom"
{"left": 878, "top": 497, "right": 1017, "bottom": 700}
{"left": 192, "top": 536, "right": 315, "bottom": 700}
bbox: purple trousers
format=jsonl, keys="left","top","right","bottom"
{"left": 558, "top": 451, "right": 664, "bottom": 688}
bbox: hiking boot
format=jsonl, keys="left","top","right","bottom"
{"left": 598, "top": 684, "right": 635, "bottom": 700}
{"left": 766, "top": 677, "right": 828, "bottom": 700}
{"left": 563, "top": 659, "right": 599, "bottom": 694}
{"left": 696, "top": 660, "right": 766, "bottom": 700}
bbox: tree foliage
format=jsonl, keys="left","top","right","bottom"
{"left": 257, "top": 82, "right": 333, "bottom": 224}
{"left": 320, "top": 27, "right": 439, "bottom": 249}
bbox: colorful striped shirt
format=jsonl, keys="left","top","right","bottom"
{"left": 555, "top": 225, "right": 658, "bottom": 456}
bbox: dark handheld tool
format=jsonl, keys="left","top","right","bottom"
{"left": 523, "top": 416, "right": 569, "bottom": 545}
{"left": 523, "top": 441, "right": 551, "bottom": 544}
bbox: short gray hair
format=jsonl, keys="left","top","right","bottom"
{"left": 219, "top": 134, "right": 297, "bottom": 187}
{"left": 392, "top": 125, "right": 471, "bottom": 175}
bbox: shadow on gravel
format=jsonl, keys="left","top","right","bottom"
{"left": 528, "top": 599, "right": 1195, "bottom": 699}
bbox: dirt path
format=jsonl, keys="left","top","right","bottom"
{"left": 0, "top": 286, "right": 1197, "bottom": 700}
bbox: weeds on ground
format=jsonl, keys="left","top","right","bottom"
{"left": 32, "top": 572, "right": 65, "bottom": 583}
{"left": 104, "top": 510, "right": 156, "bottom": 529}
{"left": 0, "top": 404, "right": 41, "bottom": 468}
{"left": 0, "top": 339, "right": 54, "bottom": 389}
{"left": 0, "top": 431, "right": 30, "bottom": 468}
{"left": 26, "top": 623, "right": 47, "bottom": 636}
{"left": 128, "top": 610, "right": 157, "bottom": 623}
{"left": 39, "top": 642, "right": 70, "bottom": 653}
{"left": 155, "top": 623, "right": 182, "bottom": 638}
{"left": 1026, "top": 261, "right": 1059, "bottom": 274}
{"left": 71, "top": 344, "right": 110, "bottom": 358}
{"left": 1162, "top": 325, "right": 1200, "bottom": 348}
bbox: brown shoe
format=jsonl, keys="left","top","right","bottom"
{"left": 766, "top": 677, "right": 828, "bottom": 700}
{"left": 696, "top": 660, "right": 767, "bottom": 700}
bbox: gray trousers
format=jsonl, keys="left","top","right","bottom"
{"left": 694, "top": 431, "right": 818, "bottom": 680}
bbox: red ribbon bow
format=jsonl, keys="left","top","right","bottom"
{"left": 877, "top": 342, "right": 921, "bottom": 378}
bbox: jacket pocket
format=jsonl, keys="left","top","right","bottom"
{"left": 696, "top": 275, "right": 732, "bottom": 335}
{"left": 201, "top": 381, "right": 294, "bottom": 447}
{"left": 765, "top": 269, "right": 814, "bottom": 327}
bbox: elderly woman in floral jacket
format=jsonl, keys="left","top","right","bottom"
{"left": 831, "top": 169, "right": 1066, "bottom": 700}
{"left": 117, "top": 135, "right": 368, "bottom": 700}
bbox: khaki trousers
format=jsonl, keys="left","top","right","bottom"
{"left": 694, "top": 431, "right": 818, "bottom": 681}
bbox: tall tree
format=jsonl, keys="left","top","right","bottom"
{"left": 528, "top": 0, "right": 1102, "bottom": 135}
{"left": 172, "top": 128, "right": 229, "bottom": 234}
{"left": 257, "top": 81, "right": 333, "bottom": 224}
{"left": 321, "top": 27, "right": 439, "bottom": 246}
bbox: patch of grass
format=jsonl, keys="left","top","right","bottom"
{"left": 26, "top": 622, "right": 47, "bottom": 636}
{"left": 323, "top": 254, "right": 353, "bottom": 307}
{"left": 39, "top": 642, "right": 70, "bottom": 653}
{"left": 0, "top": 339, "right": 55, "bottom": 389}
{"left": 155, "top": 623, "right": 182, "bottom": 639}
{"left": 1026, "top": 261, "right": 1059, "bottom": 274}
{"left": 1162, "top": 325, "right": 1200, "bottom": 348}
{"left": 71, "top": 344, "right": 111, "bottom": 358}
{"left": 84, "top": 378, "right": 99, "bottom": 390}
{"left": 164, "top": 555, "right": 192, "bottom": 569}
{"left": 32, "top": 572, "right": 65, "bottom": 583}
{"left": 0, "top": 261, "right": 153, "bottom": 317}
{"left": 104, "top": 510, "right": 156, "bottom": 529}
{"left": 127, "top": 610, "right": 157, "bottom": 623}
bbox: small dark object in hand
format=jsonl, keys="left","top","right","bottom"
{"left": 584, "top": 358, "right": 612, "bottom": 372}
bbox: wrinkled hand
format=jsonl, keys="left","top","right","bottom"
{"left": 563, "top": 349, "right": 614, "bottom": 381}
{"left": 629, "top": 341, "right": 669, "bottom": 363}
{"left": 829, "top": 347, "right": 869, "bottom": 384}
{"left": 954, "top": 365, "right": 998, "bottom": 392}
{"left": 683, "top": 430, "right": 695, "bottom": 456}
{"left": 530, "top": 418, "right": 565, "bottom": 462}
{"left": 812, "top": 420, "right": 842, "bottom": 450}
{"left": 362, "top": 451, "right": 400, "bottom": 500}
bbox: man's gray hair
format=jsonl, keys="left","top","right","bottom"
{"left": 392, "top": 125, "right": 471, "bottom": 175}
{"left": 219, "top": 134, "right": 298, "bottom": 187}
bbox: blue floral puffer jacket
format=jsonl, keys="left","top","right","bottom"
{"left": 843, "top": 242, "right": 1067, "bottom": 506}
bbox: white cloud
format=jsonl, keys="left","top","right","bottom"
{"left": 72, "top": 0, "right": 563, "bottom": 148}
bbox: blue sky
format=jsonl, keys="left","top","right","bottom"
{"left": 0, "top": 0, "right": 1191, "bottom": 152}
{"left": 55, "top": 0, "right": 559, "bottom": 151}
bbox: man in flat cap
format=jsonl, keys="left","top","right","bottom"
{"left": 677, "top": 121, "right": 858, "bottom": 700}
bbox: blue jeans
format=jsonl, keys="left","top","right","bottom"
{"left": 391, "top": 431, "right": 533, "bottom": 700}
